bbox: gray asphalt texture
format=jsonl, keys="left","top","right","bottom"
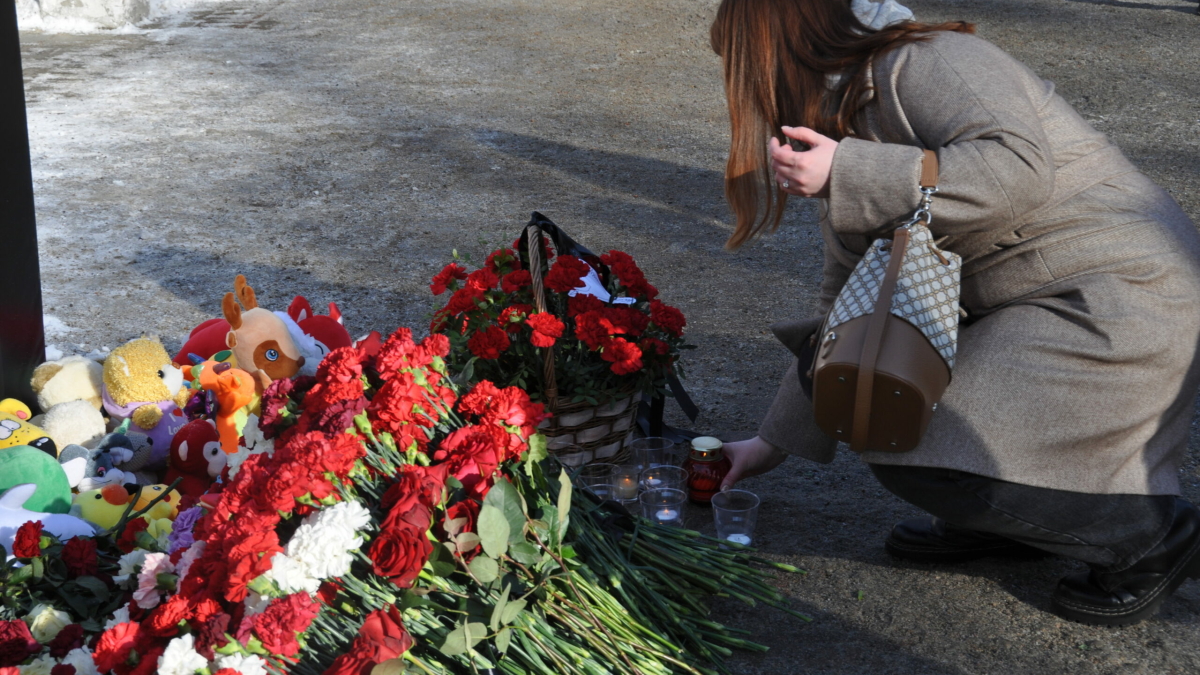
{"left": 19, "top": 0, "right": 1200, "bottom": 672}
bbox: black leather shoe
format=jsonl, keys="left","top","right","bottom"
{"left": 1051, "top": 498, "right": 1200, "bottom": 626}
{"left": 885, "top": 517, "right": 1050, "bottom": 563}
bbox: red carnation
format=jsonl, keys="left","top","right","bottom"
{"left": 544, "top": 255, "right": 591, "bottom": 293}
{"left": 430, "top": 262, "right": 468, "bottom": 295}
{"left": 499, "top": 304, "right": 533, "bottom": 333}
{"left": 486, "top": 248, "right": 521, "bottom": 273}
{"left": 253, "top": 593, "right": 321, "bottom": 657}
{"left": 194, "top": 613, "right": 231, "bottom": 660}
{"left": 12, "top": 521, "right": 42, "bottom": 559}
{"left": 500, "top": 269, "right": 532, "bottom": 293}
{"left": 0, "top": 620, "right": 39, "bottom": 667}
{"left": 574, "top": 310, "right": 617, "bottom": 349}
{"left": 444, "top": 286, "right": 485, "bottom": 316}
{"left": 602, "top": 250, "right": 659, "bottom": 300}
{"left": 467, "top": 324, "right": 510, "bottom": 360}
{"left": 466, "top": 267, "right": 499, "bottom": 293}
{"left": 47, "top": 623, "right": 84, "bottom": 658}
{"left": 602, "top": 338, "right": 643, "bottom": 375}
{"left": 116, "top": 518, "right": 150, "bottom": 554}
{"left": 51, "top": 665, "right": 76, "bottom": 675}
{"left": 567, "top": 293, "right": 605, "bottom": 317}
{"left": 92, "top": 622, "right": 141, "bottom": 673}
{"left": 526, "top": 312, "right": 565, "bottom": 348}
{"left": 61, "top": 536, "right": 99, "bottom": 578}
{"left": 650, "top": 299, "right": 686, "bottom": 337}
{"left": 144, "top": 595, "right": 192, "bottom": 637}
{"left": 639, "top": 336, "right": 670, "bottom": 357}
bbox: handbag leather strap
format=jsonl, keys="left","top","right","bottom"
{"left": 848, "top": 149, "right": 937, "bottom": 451}
{"left": 850, "top": 226, "right": 909, "bottom": 452}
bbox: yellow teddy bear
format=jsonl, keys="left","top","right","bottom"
{"left": 102, "top": 338, "right": 192, "bottom": 468}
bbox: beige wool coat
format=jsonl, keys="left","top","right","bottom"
{"left": 758, "top": 31, "right": 1200, "bottom": 495}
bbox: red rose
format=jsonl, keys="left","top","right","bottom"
{"left": 650, "top": 299, "right": 686, "bottom": 337}
{"left": 369, "top": 522, "right": 433, "bottom": 589}
{"left": 433, "top": 426, "right": 501, "bottom": 498}
{"left": 601, "top": 337, "right": 643, "bottom": 375}
{"left": 0, "top": 620, "right": 39, "bottom": 667}
{"left": 430, "top": 262, "right": 468, "bottom": 295}
{"left": 544, "top": 255, "right": 591, "bottom": 293}
{"left": 467, "top": 324, "right": 510, "bottom": 360}
{"left": 526, "top": 312, "right": 565, "bottom": 348}
{"left": 322, "top": 652, "right": 375, "bottom": 675}
{"left": 382, "top": 464, "right": 450, "bottom": 514}
{"left": 61, "top": 536, "right": 99, "bottom": 578}
{"left": 12, "top": 520, "right": 42, "bottom": 558}
{"left": 500, "top": 269, "right": 531, "bottom": 294}
{"left": 356, "top": 605, "right": 414, "bottom": 662}
{"left": 92, "top": 622, "right": 141, "bottom": 673}
{"left": 47, "top": 623, "right": 84, "bottom": 658}
{"left": 253, "top": 593, "right": 321, "bottom": 657}
{"left": 116, "top": 518, "right": 150, "bottom": 554}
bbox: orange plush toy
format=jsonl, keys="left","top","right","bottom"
{"left": 223, "top": 275, "right": 305, "bottom": 391}
{"left": 196, "top": 361, "right": 257, "bottom": 455}
{"left": 165, "top": 420, "right": 225, "bottom": 505}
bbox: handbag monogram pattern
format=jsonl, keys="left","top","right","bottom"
{"left": 827, "top": 220, "right": 961, "bottom": 368}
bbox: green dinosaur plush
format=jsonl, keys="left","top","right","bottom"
{"left": 0, "top": 445, "right": 72, "bottom": 514}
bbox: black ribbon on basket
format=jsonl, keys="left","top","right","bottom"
{"left": 516, "top": 212, "right": 700, "bottom": 443}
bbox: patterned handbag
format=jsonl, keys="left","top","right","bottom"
{"left": 811, "top": 150, "right": 961, "bottom": 453}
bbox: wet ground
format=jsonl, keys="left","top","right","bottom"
{"left": 19, "top": 0, "right": 1200, "bottom": 672}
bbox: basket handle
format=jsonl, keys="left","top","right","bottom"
{"left": 523, "top": 224, "right": 560, "bottom": 414}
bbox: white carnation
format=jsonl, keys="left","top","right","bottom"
{"left": 117, "top": 549, "right": 149, "bottom": 577}
{"left": 286, "top": 500, "right": 370, "bottom": 579}
{"left": 61, "top": 648, "right": 100, "bottom": 675}
{"left": 18, "top": 654, "right": 56, "bottom": 675}
{"left": 243, "top": 591, "right": 273, "bottom": 618}
{"left": 157, "top": 635, "right": 209, "bottom": 675}
{"left": 228, "top": 414, "right": 274, "bottom": 479}
{"left": 214, "top": 653, "right": 269, "bottom": 675}
{"left": 263, "top": 552, "right": 320, "bottom": 595}
{"left": 104, "top": 604, "right": 131, "bottom": 630}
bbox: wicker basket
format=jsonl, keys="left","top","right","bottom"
{"left": 524, "top": 223, "right": 638, "bottom": 467}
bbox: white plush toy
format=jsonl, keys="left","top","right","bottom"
{"left": 0, "top": 484, "right": 97, "bottom": 558}
{"left": 31, "top": 356, "right": 104, "bottom": 412}
{"left": 39, "top": 400, "right": 106, "bottom": 450}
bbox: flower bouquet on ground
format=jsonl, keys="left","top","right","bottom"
{"left": 1, "top": 326, "right": 806, "bottom": 675}
{"left": 428, "top": 221, "right": 691, "bottom": 464}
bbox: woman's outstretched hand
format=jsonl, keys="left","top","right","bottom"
{"left": 721, "top": 436, "right": 790, "bottom": 491}
{"left": 769, "top": 126, "right": 838, "bottom": 198}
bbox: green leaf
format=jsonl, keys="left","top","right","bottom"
{"left": 524, "top": 434, "right": 548, "bottom": 477}
{"left": 478, "top": 505, "right": 510, "bottom": 558}
{"left": 483, "top": 479, "right": 527, "bottom": 543}
{"left": 455, "top": 532, "right": 482, "bottom": 554}
{"left": 468, "top": 556, "right": 499, "bottom": 584}
{"left": 371, "top": 658, "right": 409, "bottom": 675}
{"left": 500, "top": 598, "right": 527, "bottom": 625}
{"left": 429, "top": 542, "right": 458, "bottom": 578}
{"left": 439, "top": 621, "right": 487, "bottom": 656}
{"left": 489, "top": 584, "right": 512, "bottom": 631}
{"left": 495, "top": 627, "right": 512, "bottom": 654}
{"left": 556, "top": 469, "right": 572, "bottom": 534}
{"left": 508, "top": 542, "right": 539, "bottom": 566}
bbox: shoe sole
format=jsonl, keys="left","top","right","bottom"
{"left": 1050, "top": 530, "right": 1200, "bottom": 627}
{"left": 885, "top": 537, "right": 1051, "bottom": 564}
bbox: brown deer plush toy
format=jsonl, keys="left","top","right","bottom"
{"left": 222, "top": 275, "right": 306, "bottom": 391}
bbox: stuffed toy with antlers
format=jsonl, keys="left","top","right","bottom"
{"left": 222, "top": 275, "right": 306, "bottom": 391}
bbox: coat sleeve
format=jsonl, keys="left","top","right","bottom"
{"left": 827, "top": 35, "right": 1055, "bottom": 238}
{"left": 756, "top": 315, "right": 838, "bottom": 462}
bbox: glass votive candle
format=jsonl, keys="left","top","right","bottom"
{"left": 575, "top": 463, "right": 618, "bottom": 488}
{"left": 587, "top": 483, "right": 619, "bottom": 501}
{"left": 639, "top": 466, "right": 688, "bottom": 492}
{"left": 711, "top": 489, "right": 760, "bottom": 546}
{"left": 640, "top": 488, "right": 687, "bottom": 527}
{"left": 630, "top": 437, "right": 675, "bottom": 471}
{"left": 612, "top": 466, "right": 641, "bottom": 501}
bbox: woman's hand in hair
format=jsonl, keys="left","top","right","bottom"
{"left": 720, "top": 436, "right": 789, "bottom": 491}
{"left": 769, "top": 126, "right": 838, "bottom": 198}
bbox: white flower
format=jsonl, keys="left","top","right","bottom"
{"left": 214, "top": 653, "right": 269, "bottom": 675}
{"left": 133, "top": 552, "right": 174, "bottom": 610}
{"left": 228, "top": 414, "right": 274, "bottom": 479}
{"left": 23, "top": 603, "right": 71, "bottom": 643}
{"left": 18, "top": 654, "right": 56, "bottom": 675}
{"left": 104, "top": 604, "right": 131, "bottom": 630}
{"left": 117, "top": 549, "right": 149, "bottom": 577}
{"left": 176, "top": 540, "right": 206, "bottom": 582}
{"left": 263, "top": 552, "right": 320, "bottom": 595}
{"left": 243, "top": 591, "right": 273, "bottom": 618}
{"left": 61, "top": 647, "right": 100, "bottom": 675}
{"left": 286, "top": 500, "right": 370, "bottom": 579}
{"left": 157, "top": 635, "right": 209, "bottom": 675}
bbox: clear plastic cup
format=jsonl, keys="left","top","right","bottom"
{"left": 711, "top": 489, "right": 760, "bottom": 546}
{"left": 611, "top": 466, "right": 641, "bottom": 501}
{"left": 629, "top": 437, "right": 675, "bottom": 471}
{"left": 639, "top": 465, "right": 688, "bottom": 492}
{"left": 575, "top": 463, "right": 618, "bottom": 487}
{"left": 640, "top": 487, "right": 687, "bottom": 527}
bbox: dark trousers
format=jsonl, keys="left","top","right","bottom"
{"left": 869, "top": 464, "right": 1180, "bottom": 572}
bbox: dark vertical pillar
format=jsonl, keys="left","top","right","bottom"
{"left": 0, "top": 3, "right": 45, "bottom": 408}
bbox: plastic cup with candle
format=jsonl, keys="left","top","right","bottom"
{"left": 640, "top": 488, "right": 687, "bottom": 527}
{"left": 612, "top": 466, "right": 640, "bottom": 500}
{"left": 711, "top": 489, "right": 760, "bottom": 546}
{"left": 629, "top": 437, "right": 675, "bottom": 471}
{"left": 575, "top": 463, "right": 618, "bottom": 488}
{"left": 639, "top": 466, "right": 688, "bottom": 492}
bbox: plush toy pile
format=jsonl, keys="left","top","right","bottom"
{"left": 0, "top": 273, "right": 804, "bottom": 675}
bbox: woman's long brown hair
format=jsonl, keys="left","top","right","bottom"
{"left": 710, "top": 0, "right": 972, "bottom": 249}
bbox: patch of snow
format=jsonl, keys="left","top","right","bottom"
{"left": 17, "top": 0, "right": 246, "bottom": 34}
{"left": 45, "top": 344, "right": 64, "bottom": 361}
{"left": 43, "top": 314, "right": 72, "bottom": 339}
